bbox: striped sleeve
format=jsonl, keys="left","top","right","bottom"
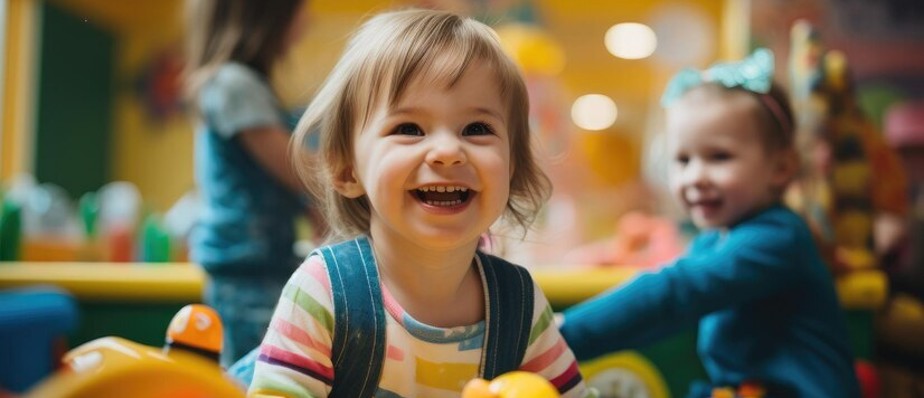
{"left": 249, "top": 255, "right": 334, "bottom": 398}
{"left": 520, "top": 281, "right": 589, "bottom": 398}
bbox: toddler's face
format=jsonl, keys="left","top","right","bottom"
{"left": 666, "top": 92, "right": 787, "bottom": 230}
{"left": 341, "top": 59, "right": 512, "bottom": 250}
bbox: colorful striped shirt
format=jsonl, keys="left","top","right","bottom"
{"left": 249, "top": 254, "right": 588, "bottom": 397}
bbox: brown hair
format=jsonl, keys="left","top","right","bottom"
{"left": 183, "top": 0, "right": 304, "bottom": 102}
{"left": 753, "top": 83, "right": 795, "bottom": 153}
{"left": 683, "top": 82, "right": 796, "bottom": 153}
{"left": 292, "top": 8, "right": 551, "bottom": 240}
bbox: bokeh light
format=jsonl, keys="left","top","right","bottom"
{"left": 571, "top": 94, "right": 618, "bottom": 131}
{"left": 605, "top": 22, "right": 657, "bottom": 60}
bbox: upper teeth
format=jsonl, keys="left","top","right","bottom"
{"left": 418, "top": 186, "right": 468, "bottom": 193}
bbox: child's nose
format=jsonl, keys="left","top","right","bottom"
{"left": 426, "top": 133, "right": 467, "bottom": 166}
{"left": 683, "top": 159, "right": 709, "bottom": 187}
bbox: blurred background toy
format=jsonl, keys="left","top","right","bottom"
{"left": 789, "top": 19, "right": 923, "bottom": 398}
{"left": 97, "top": 181, "right": 142, "bottom": 263}
{"left": 787, "top": 19, "right": 904, "bottom": 306}
{"left": 561, "top": 210, "right": 685, "bottom": 268}
{"left": 882, "top": 100, "right": 924, "bottom": 299}
{"left": 0, "top": 176, "right": 189, "bottom": 264}
{"left": 23, "top": 304, "right": 243, "bottom": 398}
{"left": 876, "top": 100, "right": 924, "bottom": 396}
{"left": 579, "top": 351, "right": 669, "bottom": 398}
{"left": 0, "top": 287, "right": 78, "bottom": 394}
{"left": 788, "top": 19, "right": 910, "bottom": 271}
{"left": 708, "top": 381, "right": 765, "bottom": 398}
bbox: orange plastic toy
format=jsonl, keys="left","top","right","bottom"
{"left": 462, "top": 371, "right": 561, "bottom": 398}
{"left": 24, "top": 304, "right": 243, "bottom": 398}
{"left": 164, "top": 304, "right": 224, "bottom": 361}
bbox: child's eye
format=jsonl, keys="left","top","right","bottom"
{"left": 462, "top": 122, "right": 494, "bottom": 136}
{"left": 710, "top": 152, "right": 732, "bottom": 162}
{"left": 393, "top": 123, "right": 423, "bottom": 136}
{"left": 674, "top": 155, "right": 689, "bottom": 166}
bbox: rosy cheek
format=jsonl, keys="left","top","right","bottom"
{"left": 668, "top": 170, "right": 685, "bottom": 190}
{"left": 668, "top": 181, "right": 684, "bottom": 202}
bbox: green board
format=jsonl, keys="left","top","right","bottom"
{"left": 34, "top": 3, "right": 113, "bottom": 199}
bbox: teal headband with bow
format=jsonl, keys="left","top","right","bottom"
{"left": 660, "top": 48, "right": 775, "bottom": 107}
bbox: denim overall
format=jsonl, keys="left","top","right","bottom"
{"left": 230, "top": 235, "right": 535, "bottom": 397}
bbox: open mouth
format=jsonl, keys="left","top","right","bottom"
{"left": 689, "top": 198, "right": 722, "bottom": 213}
{"left": 413, "top": 185, "right": 473, "bottom": 207}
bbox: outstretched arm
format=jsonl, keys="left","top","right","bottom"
{"left": 560, "top": 211, "right": 811, "bottom": 361}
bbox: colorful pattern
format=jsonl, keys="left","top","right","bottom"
{"left": 249, "top": 255, "right": 587, "bottom": 397}
{"left": 788, "top": 21, "right": 908, "bottom": 272}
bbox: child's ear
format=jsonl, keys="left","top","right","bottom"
{"left": 333, "top": 167, "right": 365, "bottom": 198}
{"left": 772, "top": 149, "right": 800, "bottom": 188}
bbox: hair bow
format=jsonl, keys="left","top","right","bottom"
{"left": 660, "top": 48, "right": 775, "bottom": 107}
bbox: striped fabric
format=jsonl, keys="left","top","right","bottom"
{"left": 249, "top": 255, "right": 588, "bottom": 397}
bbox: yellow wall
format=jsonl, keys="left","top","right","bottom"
{"left": 110, "top": 1, "right": 193, "bottom": 212}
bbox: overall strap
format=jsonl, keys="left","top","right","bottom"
{"left": 319, "top": 236, "right": 385, "bottom": 398}
{"left": 477, "top": 251, "right": 535, "bottom": 379}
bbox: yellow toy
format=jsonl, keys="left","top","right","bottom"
{"left": 24, "top": 304, "right": 244, "bottom": 398}
{"left": 462, "top": 371, "right": 561, "bottom": 398}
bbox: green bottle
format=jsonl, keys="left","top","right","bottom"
{"left": 141, "top": 213, "right": 171, "bottom": 263}
{"left": 0, "top": 199, "right": 22, "bottom": 261}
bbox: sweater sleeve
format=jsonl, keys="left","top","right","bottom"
{"left": 560, "top": 210, "right": 811, "bottom": 361}
{"left": 248, "top": 256, "right": 334, "bottom": 398}
{"left": 520, "top": 281, "right": 591, "bottom": 397}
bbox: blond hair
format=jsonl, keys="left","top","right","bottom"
{"left": 292, "top": 8, "right": 551, "bottom": 240}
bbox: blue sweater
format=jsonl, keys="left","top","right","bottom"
{"left": 561, "top": 205, "right": 860, "bottom": 397}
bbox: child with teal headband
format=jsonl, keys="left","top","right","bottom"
{"left": 559, "top": 49, "right": 861, "bottom": 397}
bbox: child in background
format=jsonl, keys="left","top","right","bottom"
{"left": 183, "top": 0, "right": 324, "bottom": 367}
{"left": 559, "top": 49, "right": 861, "bottom": 398}
{"left": 248, "top": 9, "right": 589, "bottom": 398}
